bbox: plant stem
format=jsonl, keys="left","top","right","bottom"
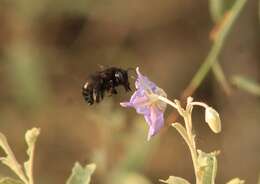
{"left": 184, "top": 114, "right": 201, "bottom": 184}
{"left": 182, "top": 0, "right": 247, "bottom": 98}
{"left": 155, "top": 95, "right": 178, "bottom": 110}
{"left": 157, "top": 96, "right": 201, "bottom": 183}
{"left": 28, "top": 145, "right": 35, "bottom": 184}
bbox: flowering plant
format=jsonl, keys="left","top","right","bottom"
{"left": 121, "top": 67, "right": 244, "bottom": 184}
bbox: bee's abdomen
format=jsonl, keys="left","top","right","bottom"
{"left": 82, "top": 82, "right": 94, "bottom": 105}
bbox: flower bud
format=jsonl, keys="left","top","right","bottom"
{"left": 205, "top": 107, "right": 221, "bottom": 133}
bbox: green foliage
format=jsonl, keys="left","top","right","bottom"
{"left": 186, "top": 0, "right": 247, "bottom": 97}
{"left": 197, "top": 150, "right": 218, "bottom": 184}
{"left": 231, "top": 75, "right": 260, "bottom": 96}
{"left": 0, "top": 128, "right": 40, "bottom": 184}
{"left": 159, "top": 176, "right": 191, "bottom": 184}
{"left": 114, "top": 172, "right": 152, "bottom": 184}
{"left": 0, "top": 178, "right": 23, "bottom": 184}
{"left": 66, "top": 163, "right": 96, "bottom": 184}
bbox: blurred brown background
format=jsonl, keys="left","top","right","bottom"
{"left": 0, "top": 0, "right": 259, "bottom": 183}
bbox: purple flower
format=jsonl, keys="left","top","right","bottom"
{"left": 120, "top": 67, "right": 167, "bottom": 140}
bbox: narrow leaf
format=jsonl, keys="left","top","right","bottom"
{"left": 0, "top": 177, "right": 23, "bottom": 184}
{"left": 183, "top": 0, "right": 247, "bottom": 97}
{"left": 212, "top": 62, "right": 232, "bottom": 95}
{"left": 0, "top": 133, "right": 28, "bottom": 183}
{"left": 0, "top": 133, "right": 12, "bottom": 155}
{"left": 226, "top": 178, "right": 245, "bottom": 184}
{"left": 231, "top": 75, "right": 260, "bottom": 96}
{"left": 159, "top": 176, "right": 191, "bottom": 184}
{"left": 66, "top": 162, "right": 96, "bottom": 184}
{"left": 171, "top": 123, "right": 190, "bottom": 148}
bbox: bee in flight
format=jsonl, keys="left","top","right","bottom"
{"left": 82, "top": 67, "right": 131, "bottom": 105}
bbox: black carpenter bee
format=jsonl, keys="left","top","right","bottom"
{"left": 82, "top": 67, "right": 131, "bottom": 105}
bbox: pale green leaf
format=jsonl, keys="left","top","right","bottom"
{"left": 231, "top": 75, "right": 260, "bottom": 96}
{"left": 0, "top": 177, "right": 23, "bottom": 184}
{"left": 159, "top": 176, "right": 191, "bottom": 184}
{"left": 0, "top": 133, "right": 27, "bottom": 183}
{"left": 0, "top": 133, "right": 11, "bottom": 154}
{"left": 66, "top": 162, "right": 96, "bottom": 184}
{"left": 171, "top": 123, "right": 189, "bottom": 147}
{"left": 226, "top": 178, "right": 245, "bottom": 184}
{"left": 197, "top": 150, "right": 218, "bottom": 184}
{"left": 0, "top": 133, "right": 17, "bottom": 170}
{"left": 24, "top": 128, "right": 40, "bottom": 182}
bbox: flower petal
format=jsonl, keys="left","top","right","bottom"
{"left": 135, "top": 67, "right": 157, "bottom": 92}
{"left": 146, "top": 105, "right": 164, "bottom": 141}
{"left": 121, "top": 67, "right": 167, "bottom": 141}
{"left": 120, "top": 102, "right": 132, "bottom": 107}
{"left": 127, "top": 91, "right": 150, "bottom": 114}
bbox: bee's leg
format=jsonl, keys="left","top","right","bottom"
{"left": 124, "top": 83, "right": 131, "bottom": 91}
{"left": 100, "top": 90, "right": 104, "bottom": 99}
{"left": 86, "top": 90, "right": 94, "bottom": 105}
{"left": 96, "top": 91, "right": 100, "bottom": 103}
{"left": 82, "top": 88, "right": 92, "bottom": 105}
{"left": 89, "top": 95, "right": 94, "bottom": 105}
{"left": 93, "top": 87, "right": 101, "bottom": 103}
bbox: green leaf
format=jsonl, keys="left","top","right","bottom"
{"left": 231, "top": 75, "right": 260, "bottom": 96}
{"left": 197, "top": 150, "right": 218, "bottom": 184}
{"left": 0, "top": 178, "right": 23, "bottom": 184}
{"left": 159, "top": 176, "right": 191, "bottom": 184}
{"left": 66, "top": 162, "right": 96, "bottom": 184}
{"left": 226, "top": 178, "right": 245, "bottom": 184}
